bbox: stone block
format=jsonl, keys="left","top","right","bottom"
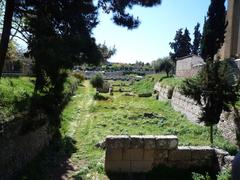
{"left": 105, "top": 160, "right": 131, "bottom": 172}
{"left": 131, "top": 161, "right": 153, "bottom": 172}
{"left": 130, "top": 136, "right": 144, "bottom": 148}
{"left": 168, "top": 146, "right": 191, "bottom": 161}
{"left": 105, "top": 135, "right": 130, "bottom": 149}
{"left": 123, "top": 149, "right": 144, "bottom": 161}
{"left": 154, "top": 150, "right": 168, "bottom": 164}
{"left": 143, "top": 135, "right": 156, "bottom": 149}
{"left": 155, "top": 135, "right": 178, "bottom": 150}
{"left": 143, "top": 149, "right": 155, "bottom": 160}
{"left": 106, "top": 149, "right": 123, "bottom": 161}
{"left": 190, "top": 146, "right": 214, "bottom": 160}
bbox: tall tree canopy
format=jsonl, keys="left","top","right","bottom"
{"left": 192, "top": 23, "right": 202, "bottom": 55}
{"left": 200, "top": 0, "right": 227, "bottom": 61}
{"left": 169, "top": 28, "right": 192, "bottom": 62}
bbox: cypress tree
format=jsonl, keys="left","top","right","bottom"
{"left": 192, "top": 23, "right": 202, "bottom": 55}
{"left": 200, "top": 0, "right": 227, "bottom": 61}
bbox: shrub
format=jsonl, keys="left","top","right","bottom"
{"left": 90, "top": 73, "right": 104, "bottom": 89}
{"left": 72, "top": 72, "right": 85, "bottom": 82}
{"left": 138, "top": 92, "right": 152, "bottom": 97}
{"left": 93, "top": 93, "right": 109, "bottom": 101}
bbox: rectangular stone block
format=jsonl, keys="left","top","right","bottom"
{"left": 106, "top": 148, "right": 123, "bottom": 161}
{"left": 123, "top": 149, "right": 144, "bottom": 161}
{"left": 105, "top": 160, "right": 131, "bottom": 172}
{"left": 143, "top": 135, "right": 156, "bottom": 149}
{"left": 143, "top": 149, "right": 155, "bottom": 160}
{"left": 131, "top": 161, "right": 153, "bottom": 172}
{"left": 190, "top": 146, "right": 214, "bottom": 160}
{"left": 168, "top": 146, "right": 191, "bottom": 161}
{"left": 105, "top": 135, "right": 130, "bottom": 149}
{"left": 153, "top": 150, "right": 168, "bottom": 164}
{"left": 155, "top": 135, "right": 178, "bottom": 150}
{"left": 130, "top": 136, "right": 144, "bottom": 149}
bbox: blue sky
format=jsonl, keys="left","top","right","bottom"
{"left": 93, "top": 0, "right": 211, "bottom": 63}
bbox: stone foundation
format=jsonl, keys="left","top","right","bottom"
{"left": 105, "top": 136, "right": 233, "bottom": 174}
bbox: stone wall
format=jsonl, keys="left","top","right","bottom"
{"left": 171, "top": 89, "right": 202, "bottom": 124}
{"left": 0, "top": 123, "right": 52, "bottom": 179}
{"left": 105, "top": 135, "right": 233, "bottom": 174}
{"left": 176, "top": 55, "right": 204, "bottom": 78}
{"left": 154, "top": 82, "right": 239, "bottom": 144}
{"left": 153, "top": 83, "right": 172, "bottom": 101}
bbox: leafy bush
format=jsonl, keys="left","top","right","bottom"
{"left": 90, "top": 73, "right": 104, "bottom": 89}
{"left": 72, "top": 72, "right": 85, "bottom": 82}
{"left": 93, "top": 93, "right": 109, "bottom": 101}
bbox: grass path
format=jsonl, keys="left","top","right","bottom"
{"left": 20, "top": 80, "right": 237, "bottom": 180}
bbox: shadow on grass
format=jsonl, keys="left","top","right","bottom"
{"left": 18, "top": 131, "right": 77, "bottom": 180}
{"left": 106, "top": 166, "right": 218, "bottom": 180}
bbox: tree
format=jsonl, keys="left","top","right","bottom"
{"left": 169, "top": 28, "right": 192, "bottom": 62}
{"left": 182, "top": 0, "right": 231, "bottom": 145}
{"left": 98, "top": 43, "right": 116, "bottom": 62}
{"left": 192, "top": 23, "right": 202, "bottom": 55}
{"left": 0, "top": 0, "right": 162, "bottom": 77}
{"left": 90, "top": 73, "right": 104, "bottom": 90}
{"left": 200, "top": 0, "right": 227, "bottom": 61}
{"left": 0, "top": 0, "right": 15, "bottom": 77}
{"left": 152, "top": 57, "right": 174, "bottom": 77}
{"left": 181, "top": 59, "right": 240, "bottom": 145}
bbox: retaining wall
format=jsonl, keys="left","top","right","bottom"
{"left": 154, "top": 82, "right": 239, "bottom": 144}
{"left": 0, "top": 123, "right": 52, "bottom": 179}
{"left": 105, "top": 135, "right": 233, "bottom": 174}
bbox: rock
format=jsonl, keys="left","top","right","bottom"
{"left": 95, "top": 140, "right": 106, "bottom": 149}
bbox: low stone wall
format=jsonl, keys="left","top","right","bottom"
{"left": 105, "top": 135, "right": 233, "bottom": 174}
{"left": 154, "top": 82, "right": 239, "bottom": 144}
{"left": 153, "top": 83, "right": 172, "bottom": 101}
{"left": 0, "top": 123, "right": 52, "bottom": 179}
{"left": 171, "top": 89, "right": 202, "bottom": 123}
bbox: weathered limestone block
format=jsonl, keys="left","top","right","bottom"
{"left": 130, "top": 135, "right": 144, "bottom": 149}
{"left": 153, "top": 150, "right": 169, "bottom": 164}
{"left": 143, "top": 149, "right": 155, "bottom": 160}
{"left": 169, "top": 146, "right": 191, "bottom": 161}
{"left": 105, "top": 160, "right": 131, "bottom": 172}
{"left": 190, "top": 146, "right": 214, "bottom": 160}
{"left": 131, "top": 160, "right": 153, "bottom": 172}
{"left": 105, "top": 135, "right": 130, "bottom": 149}
{"left": 106, "top": 148, "right": 123, "bottom": 161}
{"left": 155, "top": 135, "right": 178, "bottom": 150}
{"left": 143, "top": 135, "right": 156, "bottom": 149}
{"left": 123, "top": 149, "right": 144, "bottom": 161}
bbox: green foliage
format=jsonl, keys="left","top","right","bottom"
{"left": 217, "top": 169, "right": 231, "bottom": 180}
{"left": 0, "top": 77, "right": 34, "bottom": 120}
{"left": 152, "top": 57, "right": 174, "bottom": 77}
{"left": 90, "top": 73, "right": 104, "bottom": 89}
{"left": 192, "top": 23, "right": 202, "bottom": 56}
{"left": 98, "top": 43, "right": 116, "bottom": 62}
{"left": 93, "top": 93, "right": 109, "bottom": 101}
{"left": 200, "top": 0, "right": 227, "bottom": 60}
{"left": 72, "top": 72, "right": 85, "bottom": 82}
{"left": 181, "top": 59, "right": 240, "bottom": 144}
{"left": 169, "top": 28, "right": 192, "bottom": 61}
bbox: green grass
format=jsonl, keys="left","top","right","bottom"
{"left": 0, "top": 77, "right": 34, "bottom": 120}
{"left": 60, "top": 81, "right": 236, "bottom": 178}
{"left": 132, "top": 74, "right": 184, "bottom": 94}
{"left": 19, "top": 80, "right": 237, "bottom": 179}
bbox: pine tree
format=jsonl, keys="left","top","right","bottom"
{"left": 192, "top": 23, "right": 202, "bottom": 55}
{"left": 169, "top": 28, "right": 192, "bottom": 62}
{"left": 182, "top": 28, "right": 192, "bottom": 56}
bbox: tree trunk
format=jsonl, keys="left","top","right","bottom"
{"left": 210, "top": 125, "right": 213, "bottom": 146}
{"left": 0, "top": 0, "right": 15, "bottom": 77}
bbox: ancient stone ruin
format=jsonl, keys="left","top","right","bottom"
{"left": 105, "top": 135, "right": 233, "bottom": 175}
